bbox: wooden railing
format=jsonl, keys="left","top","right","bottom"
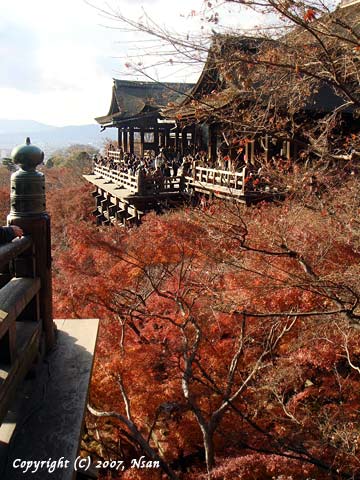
{"left": 94, "top": 163, "right": 247, "bottom": 197}
{"left": 0, "top": 235, "right": 41, "bottom": 423}
{"left": 188, "top": 166, "right": 246, "bottom": 195}
{"left": 106, "top": 149, "right": 123, "bottom": 162}
{"left": 94, "top": 164, "right": 184, "bottom": 196}
{"left": 0, "top": 138, "right": 55, "bottom": 427}
{"left": 0, "top": 139, "right": 99, "bottom": 480}
{"left": 94, "top": 165, "right": 138, "bottom": 193}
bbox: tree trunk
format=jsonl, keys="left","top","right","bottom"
{"left": 199, "top": 424, "right": 216, "bottom": 473}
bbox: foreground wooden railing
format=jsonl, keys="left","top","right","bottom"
{"left": 0, "top": 139, "right": 99, "bottom": 480}
{"left": 0, "top": 138, "right": 55, "bottom": 426}
{"left": 0, "top": 236, "right": 41, "bottom": 423}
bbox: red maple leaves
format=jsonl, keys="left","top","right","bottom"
{"left": 304, "top": 8, "right": 316, "bottom": 22}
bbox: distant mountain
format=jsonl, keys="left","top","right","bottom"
{"left": 0, "top": 119, "right": 56, "bottom": 134}
{"left": 0, "top": 119, "right": 117, "bottom": 157}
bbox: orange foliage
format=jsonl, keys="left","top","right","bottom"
{"left": 304, "top": 8, "right": 316, "bottom": 22}
{"left": 36, "top": 166, "right": 360, "bottom": 480}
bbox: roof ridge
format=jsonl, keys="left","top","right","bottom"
{"left": 340, "top": 0, "right": 360, "bottom": 7}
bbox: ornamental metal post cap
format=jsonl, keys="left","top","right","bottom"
{"left": 9, "top": 138, "right": 46, "bottom": 216}
{"left": 11, "top": 137, "right": 44, "bottom": 171}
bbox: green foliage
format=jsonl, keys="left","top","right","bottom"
{"left": 48, "top": 144, "right": 98, "bottom": 172}
{"left": 1, "top": 157, "right": 15, "bottom": 171}
{"left": 45, "top": 157, "right": 54, "bottom": 168}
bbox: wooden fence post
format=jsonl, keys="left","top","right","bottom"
{"left": 7, "top": 138, "right": 55, "bottom": 351}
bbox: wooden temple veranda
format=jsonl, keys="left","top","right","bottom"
{"left": 84, "top": 163, "right": 262, "bottom": 226}
{"left": 87, "top": 76, "right": 284, "bottom": 226}
{"left": 85, "top": 0, "right": 360, "bottom": 225}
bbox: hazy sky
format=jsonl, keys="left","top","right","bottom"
{"left": 0, "top": 0, "right": 260, "bottom": 126}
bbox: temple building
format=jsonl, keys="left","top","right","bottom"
{"left": 95, "top": 1, "right": 359, "bottom": 168}
{"left": 95, "top": 79, "right": 194, "bottom": 156}
{"left": 163, "top": 1, "right": 360, "bottom": 167}
{"left": 162, "top": 35, "right": 262, "bottom": 165}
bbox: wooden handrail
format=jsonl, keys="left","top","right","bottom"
{"left": 94, "top": 164, "right": 184, "bottom": 196}
{"left": 93, "top": 163, "right": 247, "bottom": 197}
{"left": 0, "top": 277, "right": 40, "bottom": 340}
{"left": 0, "top": 236, "right": 32, "bottom": 271}
{"left": 107, "top": 150, "right": 123, "bottom": 161}
{"left": 0, "top": 140, "right": 100, "bottom": 480}
{"left": 94, "top": 165, "right": 138, "bottom": 192}
{"left": 188, "top": 166, "right": 246, "bottom": 195}
{"left": 195, "top": 166, "right": 245, "bottom": 177}
{"left": 0, "top": 234, "right": 41, "bottom": 424}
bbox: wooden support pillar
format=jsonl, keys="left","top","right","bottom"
{"left": 293, "top": 140, "right": 298, "bottom": 162}
{"left": 175, "top": 129, "right": 180, "bottom": 152}
{"left": 154, "top": 126, "right": 159, "bottom": 155}
{"left": 165, "top": 129, "right": 170, "bottom": 148}
{"left": 250, "top": 140, "right": 255, "bottom": 165}
{"left": 129, "top": 127, "right": 134, "bottom": 154}
{"left": 193, "top": 126, "right": 199, "bottom": 151}
{"left": 123, "top": 129, "right": 128, "bottom": 153}
{"left": 117, "top": 128, "right": 122, "bottom": 149}
{"left": 209, "top": 125, "right": 217, "bottom": 164}
{"left": 140, "top": 130, "right": 145, "bottom": 156}
{"left": 182, "top": 128, "right": 188, "bottom": 154}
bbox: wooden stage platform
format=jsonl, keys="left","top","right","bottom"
{"left": 85, "top": 165, "right": 284, "bottom": 226}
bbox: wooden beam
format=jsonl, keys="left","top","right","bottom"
{"left": 129, "top": 127, "right": 134, "bottom": 154}
{"left": 175, "top": 129, "right": 179, "bottom": 152}
{"left": 209, "top": 125, "right": 217, "bottom": 164}
{"left": 117, "top": 128, "right": 122, "bottom": 149}
{"left": 140, "top": 130, "right": 145, "bottom": 156}
{"left": 154, "top": 126, "right": 159, "bottom": 155}
{"left": 165, "top": 129, "right": 170, "bottom": 148}
{"left": 123, "top": 129, "right": 128, "bottom": 153}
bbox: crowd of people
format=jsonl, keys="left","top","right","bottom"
{"left": 94, "top": 144, "right": 249, "bottom": 180}
{"left": 93, "top": 142, "right": 300, "bottom": 194}
{"left": 93, "top": 137, "right": 339, "bottom": 195}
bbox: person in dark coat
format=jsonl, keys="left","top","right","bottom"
{"left": 172, "top": 159, "right": 179, "bottom": 177}
{"left": 0, "top": 226, "right": 23, "bottom": 244}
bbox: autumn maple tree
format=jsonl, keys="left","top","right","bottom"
{"left": 0, "top": 159, "right": 348, "bottom": 479}
{"left": 45, "top": 163, "right": 360, "bottom": 479}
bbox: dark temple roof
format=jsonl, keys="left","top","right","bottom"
{"left": 163, "top": 35, "right": 264, "bottom": 121}
{"left": 340, "top": 0, "right": 360, "bottom": 7}
{"left": 164, "top": 3, "right": 360, "bottom": 124}
{"left": 95, "top": 79, "right": 194, "bottom": 127}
